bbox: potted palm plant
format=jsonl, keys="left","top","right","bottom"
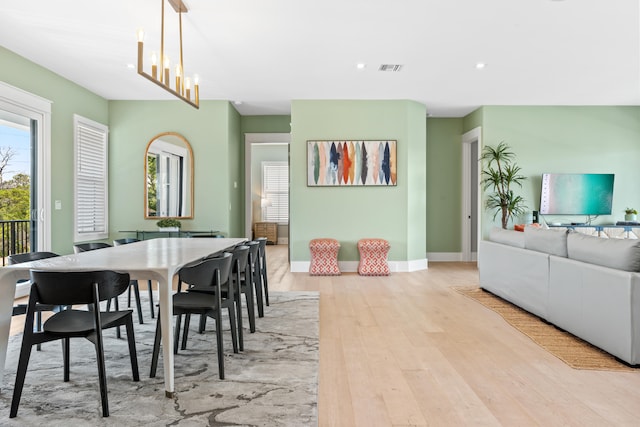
{"left": 480, "top": 141, "right": 527, "bottom": 229}
{"left": 156, "top": 218, "right": 181, "bottom": 232}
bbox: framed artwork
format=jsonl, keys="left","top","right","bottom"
{"left": 307, "top": 140, "right": 397, "bottom": 186}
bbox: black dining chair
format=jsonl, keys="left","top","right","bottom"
{"left": 8, "top": 251, "right": 64, "bottom": 351}
{"left": 255, "top": 237, "right": 270, "bottom": 307}
{"left": 247, "top": 241, "right": 265, "bottom": 318}
{"left": 10, "top": 269, "right": 139, "bottom": 418}
{"left": 113, "top": 238, "right": 155, "bottom": 322}
{"left": 74, "top": 242, "right": 142, "bottom": 332}
{"left": 196, "top": 245, "right": 252, "bottom": 351}
{"left": 150, "top": 252, "right": 236, "bottom": 380}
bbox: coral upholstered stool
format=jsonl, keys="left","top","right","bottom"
{"left": 357, "top": 238, "right": 391, "bottom": 276}
{"left": 309, "top": 238, "right": 341, "bottom": 275}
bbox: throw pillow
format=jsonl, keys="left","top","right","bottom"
{"left": 489, "top": 227, "right": 525, "bottom": 248}
{"left": 567, "top": 232, "right": 640, "bottom": 272}
{"left": 524, "top": 226, "right": 568, "bottom": 257}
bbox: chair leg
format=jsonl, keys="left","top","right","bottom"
{"left": 254, "top": 270, "right": 265, "bottom": 318}
{"left": 124, "top": 317, "right": 140, "bottom": 381}
{"left": 245, "top": 287, "right": 256, "bottom": 333}
{"left": 63, "top": 337, "right": 70, "bottom": 381}
{"left": 150, "top": 314, "right": 161, "bottom": 378}
{"left": 35, "top": 311, "right": 43, "bottom": 351}
{"left": 112, "top": 297, "right": 122, "bottom": 339}
{"left": 93, "top": 333, "right": 109, "bottom": 417}
{"left": 228, "top": 305, "right": 238, "bottom": 354}
{"left": 198, "top": 314, "right": 207, "bottom": 333}
{"left": 214, "top": 310, "right": 224, "bottom": 380}
{"left": 131, "top": 280, "right": 144, "bottom": 324}
{"left": 236, "top": 292, "right": 244, "bottom": 351}
{"left": 181, "top": 314, "right": 191, "bottom": 351}
{"left": 174, "top": 314, "right": 182, "bottom": 354}
{"left": 262, "top": 259, "right": 270, "bottom": 306}
{"left": 10, "top": 339, "right": 34, "bottom": 418}
{"left": 127, "top": 284, "right": 132, "bottom": 308}
{"left": 147, "top": 280, "right": 155, "bottom": 319}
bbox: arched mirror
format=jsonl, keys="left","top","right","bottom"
{"left": 144, "top": 132, "right": 194, "bottom": 219}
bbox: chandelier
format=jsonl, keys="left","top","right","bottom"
{"left": 137, "top": 0, "right": 199, "bottom": 109}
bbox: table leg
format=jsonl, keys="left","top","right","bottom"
{"left": 157, "top": 276, "right": 175, "bottom": 397}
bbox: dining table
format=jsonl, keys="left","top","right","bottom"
{"left": 0, "top": 237, "right": 247, "bottom": 396}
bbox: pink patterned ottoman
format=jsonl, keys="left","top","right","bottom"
{"left": 357, "top": 238, "right": 391, "bottom": 276}
{"left": 309, "top": 238, "right": 341, "bottom": 276}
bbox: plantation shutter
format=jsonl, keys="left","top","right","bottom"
{"left": 262, "top": 161, "right": 288, "bottom": 223}
{"left": 73, "top": 115, "right": 108, "bottom": 241}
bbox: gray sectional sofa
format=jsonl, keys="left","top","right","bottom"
{"left": 478, "top": 226, "right": 640, "bottom": 365}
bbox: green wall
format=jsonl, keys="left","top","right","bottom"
{"left": 478, "top": 106, "right": 640, "bottom": 234}
{"left": 426, "top": 118, "right": 464, "bottom": 252}
{"left": 0, "top": 46, "right": 109, "bottom": 254}
{"left": 108, "top": 100, "right": 239, "bottom": 239}
{"left": 289, "top": 100, "right": 427, "bottom": 263}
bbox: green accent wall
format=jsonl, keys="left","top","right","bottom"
{"left": 478, "top": 106, "right": 640, "bottom": 235}
{"left": 289, "top": 100, "right": 427, "bottom": 263}
{"left": 108, "top": 100, "right": 239, "bottom": 239}
{"left": 426, "top": 118, "right": 464, "bottom": 252}
{"left": 0, "top": 46, "right": 109, "bottom": 254}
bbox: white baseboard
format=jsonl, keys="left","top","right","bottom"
{"left": 290, "top": 258, "right": 428, "bottom": 273}
{"left": 427, "top": 252, "right": 477, "bottom": 262}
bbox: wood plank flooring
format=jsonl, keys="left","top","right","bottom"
{"left": 9, "top": 245, "right": 640, "bottom": 426}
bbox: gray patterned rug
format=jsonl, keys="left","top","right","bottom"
{"left": 0, "top": 291, "right": 319, "bottom": 426}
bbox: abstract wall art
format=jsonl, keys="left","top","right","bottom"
{"left": 307, "top": 140, "right": 397, "bottom": 186}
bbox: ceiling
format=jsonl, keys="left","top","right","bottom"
{"left": 1, "top": 0, "right": 638, "bottom": 117}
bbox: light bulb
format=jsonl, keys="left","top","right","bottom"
{"left": 137, "top": 28, "right": 145, "bottom": 42}
{"left": 151, "top": 52, "right": 157, "bottom": 65}
{"left": 164, "top": 56, "right": 170, "bottom": 69}
{"left": 175, "top": 64, "right": 182, "bottom": 77}
{"left": 194, "top": 74, "right": 199, "bottom": 85}
{"left": 185, "top": 77, "right": 191, "bottom": 89}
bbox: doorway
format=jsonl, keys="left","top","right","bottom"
{"left": 0, "top": 82, "right": 51, "bottom": 295}
{"left": 244, "top": 133, "right": 291, "bottom": 245}
{"left": 461, "top": 127, "right": 481, "bottom": 262}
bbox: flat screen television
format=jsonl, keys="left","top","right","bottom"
{"left": 539, "top": 173, "right": 615, "bottom": 215}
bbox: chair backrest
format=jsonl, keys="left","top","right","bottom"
{"left": 246, "top": 241, "right": 260, "bottom": 269}
{"left": 178, "top": 252, "right": 233, "bottom": 292}
{"left": 8, "top": 251, "right": 59, "bottom": 265}
{"left": 73, "top": 242, "right": 112, "bottom": 253}
{"left": 230, "top": 245, "right": 250, "bottom": 273}
{"left": 29, "top": 270, "right": 130, "bottom": 306}
{"left": 256, "top": 237, "right": 267, "bottom": 257}
{"left": 113, "top": 238, "right": 140, "bottom": 246}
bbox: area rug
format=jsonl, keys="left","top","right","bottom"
{"left": 0, "top": 291, "right": 319, "bottom": 426}
{"left": 455, "top": 287, "right": 638, "bottom": 372}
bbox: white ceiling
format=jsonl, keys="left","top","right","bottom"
{"left": 1, "top": 0, "right": 638, "bottom": 117}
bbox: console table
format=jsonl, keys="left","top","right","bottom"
{"left": 547, "top": 224, "right": 640, "bottom": 239}
{"left": 120, "top": 230, "right": 222, "bottom": 240}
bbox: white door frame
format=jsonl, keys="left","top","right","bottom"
{"left": 0, "top": 81, "right": 51, "bottom": 252}
{"left": 461, "top": 127, "right": 481, "bottom": 262}
{"left": 244, "top": 133, "right": 291, "bottom": 240}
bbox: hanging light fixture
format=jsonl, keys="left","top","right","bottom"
{"left": 137, "top": 0, "right": 199, "bottom": 109}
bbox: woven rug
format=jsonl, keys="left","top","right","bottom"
{"left": 0, "top": 291, "right": 319, "bottom": 426}
{"left": 456, "top": 287, "right": 638, "bottom": 372}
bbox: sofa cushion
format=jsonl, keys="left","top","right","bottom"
{"left": 567, "top": 232, "right": 640, "bottom": 272}
{"left": 489, "top": 227, "right": 525, "bottom": 248}
{"left": 524, "top": 226, "right": 568, "bottom": 257}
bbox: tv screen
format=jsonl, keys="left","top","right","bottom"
{"left": 539, "top": 173, "right": 614, "bottom": 215}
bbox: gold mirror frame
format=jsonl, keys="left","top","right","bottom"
{"left": 144, "top": 132, "right": 194, "bottom": 219}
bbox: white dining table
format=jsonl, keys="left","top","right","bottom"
{"left": 0, "top": 237, "right": 246, "bottom": 396}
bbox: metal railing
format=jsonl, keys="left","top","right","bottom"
{"left": 0, "top": 220, "right": 31, "bottom": 266}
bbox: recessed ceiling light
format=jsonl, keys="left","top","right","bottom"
{"left": 475, "top": 62, "right": 486, "bottom": 69}
{"left": 234, "top": 100, "right": 243, "bottom": 105}
{"left": 356, "top": 63, "right": 366, "bottom": 69}
{"left": 127, "top": 63, "right": 135, "bottom": 69}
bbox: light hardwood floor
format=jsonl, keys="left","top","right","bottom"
{"left": 9, "top": 245, "right": 640, "bottom": 426}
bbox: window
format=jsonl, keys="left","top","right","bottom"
{"left": 73, "top": 115, "right": 108, "bottom": 241}
{"left": 262, "top": 161, "right": 288, "bottom": 223}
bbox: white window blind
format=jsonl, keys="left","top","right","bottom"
{"left": 262, "top": 161, "right": 288, "bottom": 223}
{"left": 73, "top": 115, "right": 108, "bottom": 241}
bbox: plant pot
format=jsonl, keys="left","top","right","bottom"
{"left": 625, "top": 214, "right": 637, "bottom": 222}
{"left": 158, "top": 227, "right": 180, "bottom": 232}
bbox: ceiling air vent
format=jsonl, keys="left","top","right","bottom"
{"left": 378, "top": 64, "right": 403, "bottom": 72}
